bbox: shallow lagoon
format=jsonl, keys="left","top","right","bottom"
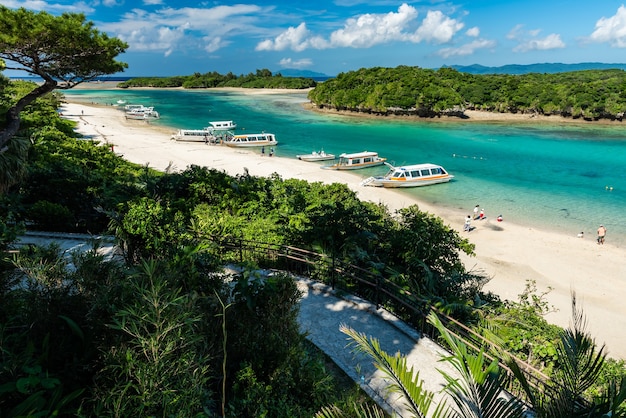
{"left": 66, "top": 88, "right": 626, "bottom": 247}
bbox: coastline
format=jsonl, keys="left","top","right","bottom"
{"left": 73, "top": 82, "right": 626, "bottom": 126}
{"left": 60, "top": 99, "right": 626, "bottom": 360}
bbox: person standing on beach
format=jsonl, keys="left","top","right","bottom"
{"left": 473, "top": 204, "right": 480, "bottom": 219}
{"left": 261, "top": 146, "right": 265, "bottom": 156}
{"left": 464, "top": 215, "right": 472, "bottom": 232}
{"left": 597, "top": 225, "right": 607, "bottom": 244}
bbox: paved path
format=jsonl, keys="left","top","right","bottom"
{"left": 14, "top": 233, "right": 455, "bottom": 417}
{"left": 296, "top": 277, "right": 455, "bottom": 417}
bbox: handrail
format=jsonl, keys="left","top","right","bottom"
{"left": 210, "top": 237, "right": 554, "bottom": 401}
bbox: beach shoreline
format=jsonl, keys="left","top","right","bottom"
{"left": 60, "top": 99, "right": 626, "bottom": 360}
{"left": 74, "top": 81, "right": 626, "bottom": 126}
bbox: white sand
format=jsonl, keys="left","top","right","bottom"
{"left": 60, "top": 100, "right": 626, "bottom": 360}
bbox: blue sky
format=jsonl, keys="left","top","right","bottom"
{"left": 2, "top": 0, "right": 626, "bottom": 77}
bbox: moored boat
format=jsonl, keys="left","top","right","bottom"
{"left": 322, "top": 151, "right": 386, "bottom": 170}
{"left": 171, "top": 128, "right": 216, "bottom": 141}
{"left": 125, "top": 107, "right": 160, "bottom": 120}
{"left": 208, "top": 120, "right": 237, "bottom": 131}
{"left": 223, "top": 132, "right": 277, "bottom": 147}
{"left": 297, "top": 150, "right": 335, "bottom": 162}
{"left": 361, "top": 163, "right": 454, "bottom": 188}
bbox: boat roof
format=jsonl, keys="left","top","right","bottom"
{"left": 209, "top": 120, "right": 235, "bottom": 124}
{"left": 390, "top": 163, "right": 444, "bottom": 170}
{"left": 233, "top": 133, "right": 273, "bottom": 137}
{"left": 339, "top": 151, "right": 379, "bottom": 158}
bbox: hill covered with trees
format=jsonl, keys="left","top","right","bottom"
{"left": 117, "top": 68, "right": 317, "bottom": 89}
{"left": 307, "top": 66, "right": 626, "bottom": 121}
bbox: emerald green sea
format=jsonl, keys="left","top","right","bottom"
{"left": 65, "top": 88, "right": 626, "bottom": 247}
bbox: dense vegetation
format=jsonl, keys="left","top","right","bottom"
{"left": 307, "top": 66, "right": 626, "bottom": 121}
{"left": 1, "top": 77, "right": 625, "bottom": 416}
{"left": 117, "top": 68, "right": 317, "bottom": 89}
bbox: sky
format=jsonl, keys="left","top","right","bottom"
{"left": 2, "top": 0, "right": 626, "bottom": 77}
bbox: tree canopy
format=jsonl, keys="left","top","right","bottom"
{"left": 307, "top": 66, "right": 626, "bottom": 121}
{"left": 0, "top": 6, "right": 127, "bottom": 154}
{"left": 117, "top": 69, "right": 317, "bottom": 89}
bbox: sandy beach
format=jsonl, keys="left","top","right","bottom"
{"left": 60, "top": 98, "right": 626, "bottom": 360}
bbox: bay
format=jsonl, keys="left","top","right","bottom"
{"left": 65, "top": 88, "right": 626, "bottom": 247}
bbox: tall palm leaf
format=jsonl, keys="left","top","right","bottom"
{"left": 507, "top": 293, "right": 614, "bottom": 417}
{"left": 428, "top": 311, "right": 527, "bottom": 418}
{"left": 340, "top": 324, "right": 450, "bottom": 418}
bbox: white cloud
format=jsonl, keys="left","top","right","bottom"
{"left": 256, "top": 3, "right": 463, "bottom": 51}
{"left": 279, "top": 58, "right": 313, "bottom": 69}
{"left": 507, "top": 24, "right": 524, "bottom": 40}
{"left": 437, "top": 38, "right": 496, "bottom": 58}
{"left": 203, "top": 36, "right": 227, "bottom": 53}
{"left": 256, "top": 22, "right": 325, "bottom": 51}
{"left": 513, "top": 33, "right": 565, "bottom": 52}
{"left": 0, "top": 0, "right": 94, "bottom": 13}
{"left": 507, "top": 24, "right": 565, "bottom": 52}
{"left": 329, "top": 3, "right": 417, "bottom": 48}
{"left": 98, "top": 4, "right": 266, "bottom": 56}
{"left": 143, "top": 0, "right": 163, "bottom": 4}
{"left": 409, "top": 10, "right": 464, "bottom": 44}
{"left": 466, "top": 27, "right": 480, "bottom": 37}
{"left": 589, "top": 5, "right": 626, "bottom": 47}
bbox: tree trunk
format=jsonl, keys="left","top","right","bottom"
{"left": 0, "top": 79, "right": 57, "bottom": 154}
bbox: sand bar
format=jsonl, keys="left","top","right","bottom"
{"left": 60, "top": 98, "right": 626, "bottom": 360}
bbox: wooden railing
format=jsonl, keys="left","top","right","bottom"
{"left": 211, "top": 237, "right": 557, "bottom": 403}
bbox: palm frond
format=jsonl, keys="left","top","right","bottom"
{"left": 340, "top": 324, "right": 450, "bottom": 418}
{"left": 428, "top": 311, "right": 527, "bottom": 418}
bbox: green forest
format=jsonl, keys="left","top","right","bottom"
{"left": 117, "top": 68, "right": 317, "bottom": 89}
{"left": 1, "top": 6, "right": 626, "bottom": 417}
{"left": 307, "top": 66, "right": 626, "bottom": 121}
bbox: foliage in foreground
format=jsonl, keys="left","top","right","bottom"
{"left": 1, "top": 243, "right": 355, "bottom": 417}
{"left": 330, "top": 306, "right": 626, "bottom": 418}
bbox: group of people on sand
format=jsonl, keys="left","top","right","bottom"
{"left": 576, "top": 225, "right": 607, "bottom": 244}
{"left": 464, "top": 204, "right": 502, "bottom": 232}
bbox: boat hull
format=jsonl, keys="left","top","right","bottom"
{"left": 297, "top": 152, "right": 335, "bottom": 161}
{"left": 225, "top": 140, "right": 277, "bottom": 148}
{"left": 370, "top": 176, "right": 453, "bottom": 188}
{"left": 323, "top": 160, "right": 386, "bottom": 170}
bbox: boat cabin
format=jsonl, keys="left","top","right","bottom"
{"left": 388, "top": 164, "right": 448, "bottom": 180}
{"left": 225, "top": 133, "right": 277, "bottom": 147}
{"left": 208, "top": 120, "right": 237, "bottom": 130}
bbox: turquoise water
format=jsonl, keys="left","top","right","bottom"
{"left": 66, "top": 89, "right": 626, "bottom": 246}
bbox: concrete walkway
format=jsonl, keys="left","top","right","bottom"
{"left": 296, "top": 277, "right": 455, "bottom": 417}
{"left": 13, "top": 232, "right": 455, "bottom": 417}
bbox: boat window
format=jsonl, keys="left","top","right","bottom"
{"left": 432, "top": 167, "right": 442, "bottom": 174}
{"left": 392, "top": 171, "right": 402, "bottom": 177}
{"left": 421, "top": 169, "right": 430, "bottom": 176}
{"left": 410, "top": 170, "right": 420, "bottom": 177}
{"left": 352, "top": 159, "right": 361, "bottom": 164}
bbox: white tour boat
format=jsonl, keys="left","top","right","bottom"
{"left": 208, "top": 120, "right": 237, "bottom": 131}
{"left": 223, "top": 133, "right": 277, "bottom": 147}
{"left": 297, "top": 150, "right": 335, "bottom": 162}
{"left": 125, "top": 106, "right": 160, "bottom": 120}
{"left": 322, "top": 151, "right": 386, "bottom": 170}
{"left": 361, "top": 163, "right": 454, "bottom": 188}
{"left": 171, "top": 128, "right": 215, "bottom": 141}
